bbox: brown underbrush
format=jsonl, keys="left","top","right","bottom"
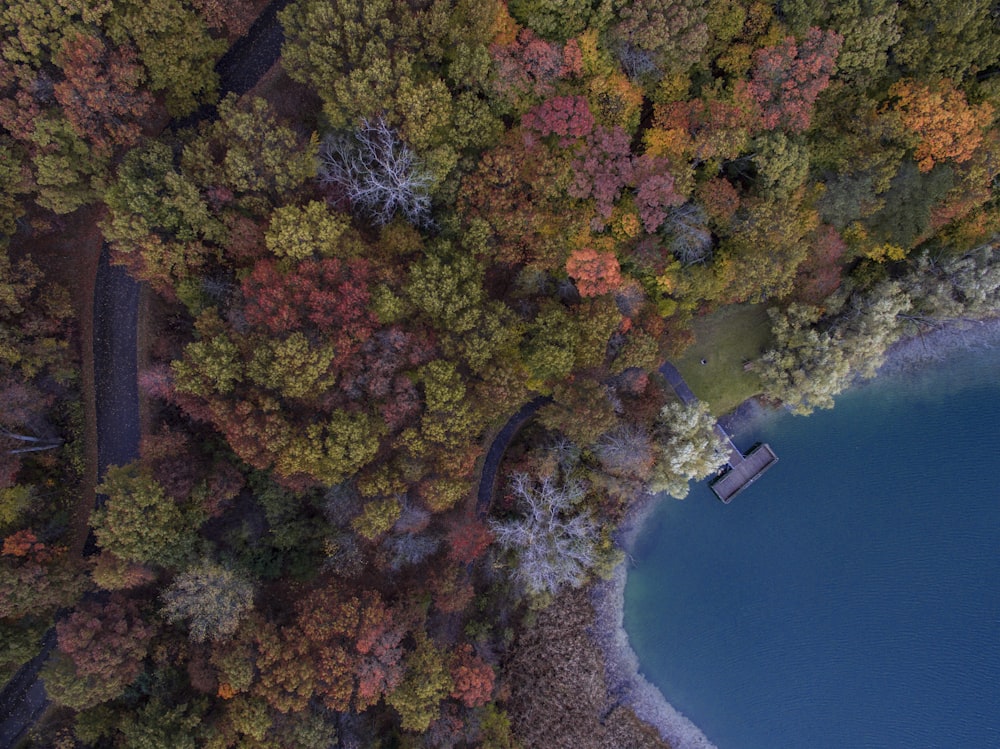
{"left": 505, "top": 587, "right": 670, "bottom": 749}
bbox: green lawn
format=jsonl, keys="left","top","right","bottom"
{"left": 673, "top": 304, "right": 774, "bottom": 416}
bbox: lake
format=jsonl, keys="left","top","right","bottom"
{"left": 624, "top": 341, "right": 1000, "bottom": 749}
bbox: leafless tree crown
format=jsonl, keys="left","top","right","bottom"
{"left": 665, "top": 202, "right": 713, "bottom": 266}
{"left": 490, "top": 472, "right": 597, "bottom": 596}
{"left": 318, "top": 117, "right": 432, "bottom": 228}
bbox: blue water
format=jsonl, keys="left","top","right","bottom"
{"left": 625, "top": 344, "right": 1000, "bottom": 749}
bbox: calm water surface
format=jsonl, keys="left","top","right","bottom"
{"left": 625, "top": 344, "right": 1000, "bottom": 749}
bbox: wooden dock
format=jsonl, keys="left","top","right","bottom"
{"left": 709, "top": 443, "right": 778, "bottom": 503}
{"left": 659, "top": 362, "right": 778, "bottom": 503}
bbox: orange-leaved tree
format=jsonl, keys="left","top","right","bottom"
{"left": 888, "top": 78, "right": 995, "bottom": 172}
{"left": 565, "top": 248, "right": 622, "bottom": 297}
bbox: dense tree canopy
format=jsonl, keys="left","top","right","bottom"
{"left": 6, "top": 0, "right": 1000, "bottom": 744}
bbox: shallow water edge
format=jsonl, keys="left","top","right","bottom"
{"left": 589, "top": 493, "right": 720, "bottom": 749}
{"left": 590, "top": 316, "right": 1000, "bottom": 749}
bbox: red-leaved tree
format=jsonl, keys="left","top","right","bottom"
{"left": 634, "top": 155, "right": 684, "bottom": 232}
{"left": 449, "top": 644, "right": 495, "bottom": 707}
{"left": 695, "top": 177, "right": 741, "bottom": 223}
{"left": 568, "top": 126, "right": 635, "bottom": 222}
{"left": 53, "top": 33, "right": 153, "bottom": 156}
{"left": 265, "top": 585, "right": 409, "bottom": 713}
{"left": 337, "top": 326, "right": 435, "bottom": 431}
{"left": 445, "top": 516, "right": 494, "bottom": 564}
{"left": 490, "top": 28, "right": 582, "bottom": 107}
{"left": 55, "top": 594, "right": 154, "bottom": 691}
{"left": 458, "top": 130, "right": 576, "bottom": 267}
{"left": 793, "top": 224, "right": 846, "bottom": 304}
{"left": 740, "top": 27, "right": 843, "bottom": 133}
{"left": 241, "top": 256, "right": 378, "bottom": 359}
{"left": 522, "top": 96, "right": 595, "bottom": 146}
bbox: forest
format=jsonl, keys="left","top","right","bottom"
{"left": 2, "top": 0, "right": 1000, "bottom": 746}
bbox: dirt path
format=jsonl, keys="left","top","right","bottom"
{"left": 93, "top": 247, "right": 141, "bottom": 481}
{"left": 0, "top": 630, "right": 54, "bottom": 749}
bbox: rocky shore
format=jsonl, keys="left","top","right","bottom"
{"left": 589, "top": 558, "right": 718, "bottom": 749}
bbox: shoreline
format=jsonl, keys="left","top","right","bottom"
{"left": 589, "top": 490, "right": 720, "bottom": 749}
{"left": 719, "top": 315, "right": 1000, "bottom": 439}
{"left": 587, "top": 315, "right": 1000, "bottom": 749}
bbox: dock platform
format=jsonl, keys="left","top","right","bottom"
{"left": 660, "top": 361, "right": 778, "bottom": 503}
{"left": 709, "top": 443, "right": 778, "bottom": 503}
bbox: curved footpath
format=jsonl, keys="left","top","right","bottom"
{"left": 0, "top": 7, "right": 288, "bottom": 746}
{"left": 0, "top": 632, "right": 54, "bottom": 749}
{"left": 475, "top": 396, "right": 550, "bottom": 516}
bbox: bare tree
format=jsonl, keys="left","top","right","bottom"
{"left": 664, "top": 203, "right": 713, "bottom": 266}
{"left": 323, "top": 531, "right": 366, "bottom": 579}
{"left": 318, "top": 117, "right": 432, "bottom": 227}
{"left": 393, "top": 497, "right": 431, "bottom": 534}
{"left": 489, "top": 472, "right": 598, "bottom": 597}
{"left": 382, "top": 532, "right": 440, "bottom": 571}
{"left": 324, "top": 482, "right": 362, "bottom": 528}
{"left": 545, "top": 436, "right": 581, "bottom": 473}
{"left": 613, "top": 42, "right": 659, "bottom": 80}
{"left": 594, "top": 424, "right": 654, "bottom": 480}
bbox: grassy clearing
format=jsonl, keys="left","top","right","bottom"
{"left": 674, "top": 304, "right": 774, "bottom": 416}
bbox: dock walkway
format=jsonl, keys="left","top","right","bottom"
{"left": 709, "top": 443, "right": 778, "bottom": 503}
{"left": 659, "top": 362, "right": 777, "bottom": 502}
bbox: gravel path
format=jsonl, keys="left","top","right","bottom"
{"left": 658, "top": 361, "right": 698, "bottom": 406}
{"left": 215, "top": 0, "right": 292, "bottom": 96}
{"left": 93, "top": 247, "right": 141, "bottom": 481}
{"left": 0, "top": 630, "right": 55, "bottom": 749}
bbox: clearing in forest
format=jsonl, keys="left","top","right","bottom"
{"left": 674, "top": 304, "right": 773, "bottom": 416}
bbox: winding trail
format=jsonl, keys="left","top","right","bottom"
{"left": 215, "top": 0, "right": 293, "bottom": 97}
{"left": 0, "top": 7, "right": 289, "bottom": 746}
{"left": 475, "top": 397, "right": 550, "bottom": 516}
{"left": 0, "top": 632, "right": 54, "bottom": 749}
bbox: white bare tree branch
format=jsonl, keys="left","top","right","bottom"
{"left": 318, "top": 117, "right": 432, "bottom": 228}
{"left": 1, "top": 430, "right": 62, "bottom": 454}
{"left": 489, "top": 472, "right": 597, "bottom": 596}
{"left": 664, "top": 203, "right": 713, "bottom": 266}
{"left": 595, "top": 424, "right": 654, "bottom": 478}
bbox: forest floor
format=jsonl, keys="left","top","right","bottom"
{"left": 674, "top": 303, "right": 772, "bottom": 416}
{"left": 243, "top": 58, "right": 320, "bottom": 125}
{"left": 7, "top": 207, "right": 105, "bottom": 560}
